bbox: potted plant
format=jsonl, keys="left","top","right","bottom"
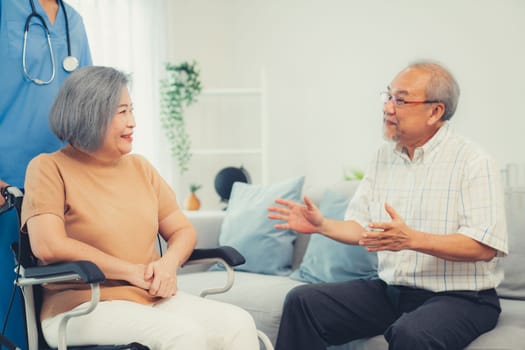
{"left": 159, "top": 61, "right": 202, "bottom": 174}
{"left": 343, "top": 168, "right": 364, "bottom": 181}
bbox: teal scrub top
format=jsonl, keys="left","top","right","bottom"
{"left": 0, "top": 0, "right": 92, "bottom": 187}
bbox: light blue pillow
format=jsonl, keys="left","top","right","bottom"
{"left": 219, "top": 176, "right": 305, "bottom": 275}
{"left": 290, "top": 190, "right": 378, "bottom": 283}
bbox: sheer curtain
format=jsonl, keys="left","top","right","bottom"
{"left": 67, "top": 0, "right": 171, "bottom": 178}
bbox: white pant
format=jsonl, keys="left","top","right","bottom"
{"left": 42, "top": 291, "right": 259, "bottom": 350}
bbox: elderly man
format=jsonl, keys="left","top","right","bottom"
{"left": 268, "top": 61, "right": 508, "bottom": 350}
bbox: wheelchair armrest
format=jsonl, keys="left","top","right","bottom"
{"left": 19, "top": 261, "right": 105, "bottom": 286}
{"left": 188, "top": 246, "right": 245, "bottom": 267}
{"left": 16, "top": 261, "right": 105, "bottom": 350}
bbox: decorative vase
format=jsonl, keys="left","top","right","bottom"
{"left": 184, "top": 192, "right": 200, "bottom": 211}
{"left": 184, "top": 184, "right": 202, "bottom": 211}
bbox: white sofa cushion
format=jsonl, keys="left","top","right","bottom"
{"left": 180, "top": 269, "right": 525, "bottom": 350}
{"left": 179, "top": 271, "right": 305, "bottom": 343}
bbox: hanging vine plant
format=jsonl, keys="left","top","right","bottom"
{"left": 160, "top": 61, "right": 202, "bottom": 174}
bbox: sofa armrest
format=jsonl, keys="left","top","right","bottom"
{"left": 184, "top": 210, "right": 226, "bottom": 249}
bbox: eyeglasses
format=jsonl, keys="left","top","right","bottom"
{"left": 380, "top": 92, "right": 440, "bottom": 107}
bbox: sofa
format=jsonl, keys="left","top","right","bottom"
{"left": 178, "top": 178, "right": 525, "bottom": 350}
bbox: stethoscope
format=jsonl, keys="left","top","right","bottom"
{"left": 22, "top": 0, "right": 79, "bottom": 85}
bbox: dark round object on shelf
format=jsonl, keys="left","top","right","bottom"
{"left": 214, "top": 166, "right": 251, "bottom": 202}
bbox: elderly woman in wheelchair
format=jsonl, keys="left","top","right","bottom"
{"left": 20, "top": 66, "right": 259, "bottom": 350}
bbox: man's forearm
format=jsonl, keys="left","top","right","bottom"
{"left": 413, "top": 232, "right": 497, "bottom": 262}
{"left": 319, "top": 219, "right": 365, "bottom": 245}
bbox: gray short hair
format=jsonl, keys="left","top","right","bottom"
{"left": 406, "top": 60, "right": 460, "bottom": 121}
{"left": 50, "top": 66, "right": 130, "bottom": 151}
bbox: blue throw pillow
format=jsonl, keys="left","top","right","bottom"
{"left": 290, "top": 190, "right": 378, "bottom": 283}
{"left": 219, "top": 176, "right": 305, "bottom": 275}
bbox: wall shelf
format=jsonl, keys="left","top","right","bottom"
{"left": 192, "top": 148, "right": 264, "bottom": 155}
{"left": 201, "top": 88, "right": 262, "bottom": 96}
{"left": 175, "top": 70, "right": 268, "bottom": 210}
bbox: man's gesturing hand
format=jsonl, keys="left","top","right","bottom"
{"left": 359, "top": 202, "right": 424, "bottom": 252}
{"left": 268, "top": 196, "right": 323, "bottom": 234}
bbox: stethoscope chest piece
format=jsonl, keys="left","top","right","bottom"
{"left": 63, "top": 55, "right": 79, "bottom": 72}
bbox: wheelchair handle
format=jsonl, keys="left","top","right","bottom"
{"left": 0, "top": 186, "right": 24, "bottom": 216}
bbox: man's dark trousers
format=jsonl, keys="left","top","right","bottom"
{"left": 275, "top": 279, "right": 500, "bottom": 350}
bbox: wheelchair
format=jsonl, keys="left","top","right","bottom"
{"left": 0, "top": 186, "right": 273, "bottom": 350}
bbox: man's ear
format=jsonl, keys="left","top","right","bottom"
{"left": 428, "top": 102, "right": 445, "bottom": 125}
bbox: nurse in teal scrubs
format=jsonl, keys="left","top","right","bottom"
{"left": 0, "top": 1, "right": 91, "bottom": 348}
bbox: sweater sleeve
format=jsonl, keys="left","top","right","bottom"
{"left": 21, "top": 154, "right": 66, "bottom": 229}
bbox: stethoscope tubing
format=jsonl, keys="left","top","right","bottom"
{"left": 22, "top": 0, "right": 76, "bottom": 85}
{"left": 22, "top": 10, "right": 56, "bottom": 85}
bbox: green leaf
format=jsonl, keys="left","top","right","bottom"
{"left": 343, "top": 168, "right": 365, "bottom": 181}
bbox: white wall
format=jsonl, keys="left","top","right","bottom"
{"left": 166, "top": 0, "right": 525, "bottom": 207}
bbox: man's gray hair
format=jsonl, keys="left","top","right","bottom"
{"left": 50, "top": 66, "right": 130, "bottom": 151}
{"left": 407, "top": 60, "right": 460, "bottom": 121}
